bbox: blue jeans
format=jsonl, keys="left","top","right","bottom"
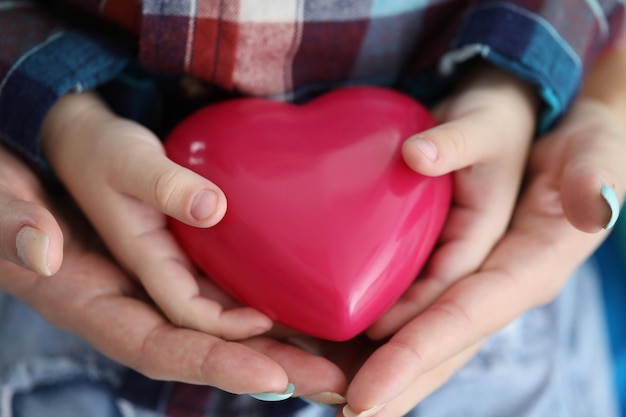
{"left": 0, "top": 259, "right": 618, "bottom": 417}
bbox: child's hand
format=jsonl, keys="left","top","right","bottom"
{"left": 340, "top": 91, "right": 626, "bottom": 417}
{"left": 369, "top": 64, "right": 538, "bottom": 338}
{"left": 40, "top": 91, "right": 273, "bottom": 340}
{"left": 338, "top": 48, "right": 626, "bottom": 417}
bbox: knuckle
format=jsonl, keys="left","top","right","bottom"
{"left": 166, "top": 305, "right": 189, "bottom": 329}
{"left": 386, "top": 337, "right": 427, "bottom": 369}
{"left": 428, "top": 299, "right": 475, "bottom": 342}
{"left": 135, "top": 325, "right": 168, "bottom": 380}
{"left": 442, "top": 124, "right": 469, "bottom": 158}
{"left": 153, "top": 170, "right": 184, "bottom": 213}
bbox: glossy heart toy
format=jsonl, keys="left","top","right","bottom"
{"left": 166, "top": 86, "right": 452, "bottom": 341}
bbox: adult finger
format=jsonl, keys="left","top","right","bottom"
{"left": 0, "top": 194, "right": 63, "bottom": 275}
{"left": 0, "top": 146, "right": 63, "bottom": 275}
{"left": 0, "top": 250, "right": 289, "bottom": 395}
{"left": 556, "top": 101, "right": 626, "bottom": 232}
{"left": 347, "top": 179, "right": 605, "bottom": 413}
{"left": 106, "top": 209, "right": 274, "bottom": 340}
{"left": 40, "top": 92, "right": 226, "bottom": 229}
{"left": 341, "top": 341, "right": 484, "bottom": 417}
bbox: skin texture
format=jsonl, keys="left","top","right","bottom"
{"left": 31, "top": 61, "right": 536, "bottom": 399}
{"left": 340, "top": 46, "right": 626, "bottom": 417}
{"left": 39, "top": 91, "right": 277, "bottom": 341}
{"left": 3, "top": 62, "right": 537, "bottom": 400}
{"left": 371, "top": 63, "right": 538, "bottom": 338}
{"left": 37, "top": 62, "right": 536, "bottom": 338}
{"left": 0, "top": 144, "right": 347, "bottom": 397}
{"left": 0, "top": 49, "right": 622, "bottom": 413}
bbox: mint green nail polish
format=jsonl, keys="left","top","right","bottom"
{"left": 601, "top": 183, "right": 620, "bottom": 230}
{"left": 250, "top": 383, "right": 295, "bottom": 401}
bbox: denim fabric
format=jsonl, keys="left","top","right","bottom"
{"left": 597, "top": 232, "right": 626, "bottom": 416}
{"left": 0, "top": 258, "right": 618, "bottom": 417}
{"left": 409, "top": 258, "right": 619, "bottom": 417}
{"left": 0, "top": 292, "right": 161, "bottom": 417}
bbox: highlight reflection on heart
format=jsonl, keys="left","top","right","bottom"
{"left": 166, "top": 87, "right": 452, "bottom": 341}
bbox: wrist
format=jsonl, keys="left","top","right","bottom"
{"left": 441, "top": 60, "right": 541, "bottom": 132}
{"left": 474, "top": 62, "right": 541, "bottom": 116}
{"left": 39, "top": 91, "right": 114, "bottom": 168}
{"left": 581, "top": 46, "right": 626, "bottom": 134}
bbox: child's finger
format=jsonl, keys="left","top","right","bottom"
{"left": 114, "top": 143, "right": 227, "bottom": 228}
{"left": 133, "top": 235, "right": 275, "bottom": 340}
{"left": 243, "top": 337, "right": 348, "bottom": 399}
{"left": 109, "top": 212, "right": 274, "bottom": 340}
{"left": 402, "top": 92, "right": 533, "bottom": 178}
{"left": 38, "top": 259, "right": 290, "bottom": 394}
{"left": 0, "top": 190, "right": 63, "bottom": 276}
{"left": 368, "top": 110, "right": 532, "bottom": 338}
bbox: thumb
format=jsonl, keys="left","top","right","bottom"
{"left": 0, "top": 193, "right": 63, "bottom": 275}
{"left": 560, "top": 127, "right": 626, "bottom": 233}
{"left": 113, "top": 143, "right": 227, "bottom": 228}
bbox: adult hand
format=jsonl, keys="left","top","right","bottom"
{"left": 341, "top": 93, "right": 626, "bottom": 416}
{"left": 0, "top": 147, "right": 63, "bottom": 275}
{"left": 0, "top": 143, "right": 347, "bottom": 398}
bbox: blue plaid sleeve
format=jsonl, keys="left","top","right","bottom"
{"left": 0, "top": 2, "right": 130, "bottom": 167}
{"left": 437, "top": 1, "right": 625, "bottom": 131}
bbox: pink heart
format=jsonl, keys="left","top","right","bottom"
{"left": 166, "top": 87, "right": 452, "bottom": 341}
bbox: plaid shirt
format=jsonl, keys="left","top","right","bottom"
{"left": 1, "top": 0, "right": 624, "bottom": 167}
{"left": 117, "top": 370, "right": 314, "bottom": 417}
{"left": 0, "top": 1, "right": 625, "bottom": 416}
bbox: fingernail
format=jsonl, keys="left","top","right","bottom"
{"left": 302, "top": 391, "right": 346, "bottom": 405}
{"left": 190, "top": 190, "right": 218, "bottom": 221}
{"left": 249, "top": 383, "right": 295, "bottom": 401}
{"left": 343, "top": 403, "right": 385, "bottom": 417}
{"left": 409, "top": 136, "right": 438, "bottom": 162}
{"left": 601, "top": 183, "right": 620, "bottom": 230}
{"left": 247, "top": 326, "right": 271, "bottom": 338}
{"left": 16, "top": 226, "right": 51, "bottom": 276}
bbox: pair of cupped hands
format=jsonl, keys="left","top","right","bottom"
{"left": 1, "top": 61, "right": 624, "bottom": 417}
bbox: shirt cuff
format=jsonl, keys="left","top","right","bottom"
{"left": 438, "top": 3, "right": 584, "bottom": 133}
{"left": 0, "top": 29, "right": 130, "bottom": 167}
